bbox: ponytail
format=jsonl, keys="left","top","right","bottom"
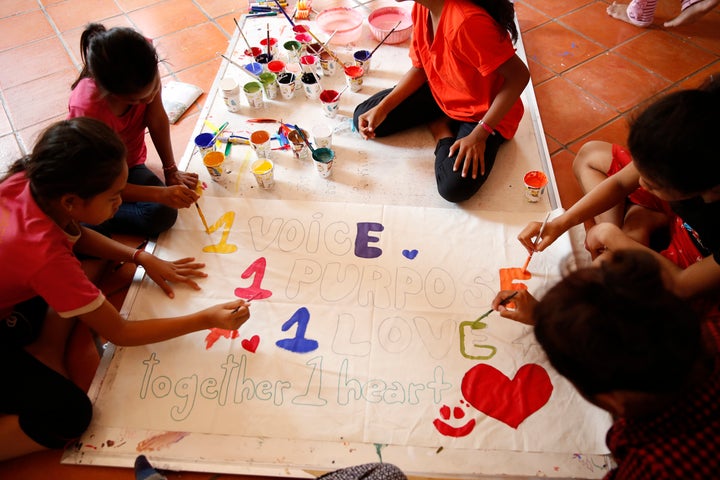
{"left": 71, "top": 23, "right": 159, "bottom": 95}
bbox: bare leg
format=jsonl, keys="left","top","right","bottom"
{"left": 664, "top": 0, "right": 719, "bottom": 26}
{"left": 622, "top": 203, "right": 669, "bottom": 247}
{"left": 573, "top": 141, "right": 625, "bottom": 226}
{"left": 0, "top": 415, "right": 45, "bottom": 461}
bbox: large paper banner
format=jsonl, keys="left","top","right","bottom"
{"left": 93, "top": 197, "right": 610, "bottom": 455}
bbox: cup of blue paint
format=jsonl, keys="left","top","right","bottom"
{"left": 194, "top": 132, "right": 216, "bottom": 155}
{"left": 353, "top": 49, "right": 371, "bottom": 73}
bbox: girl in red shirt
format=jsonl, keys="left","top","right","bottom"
{"left": 353, "top": 0, "right": 529, "bottom": 203}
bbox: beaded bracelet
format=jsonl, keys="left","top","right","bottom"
{"left": 478, "top": 119, "right": 495, "bottom": 135}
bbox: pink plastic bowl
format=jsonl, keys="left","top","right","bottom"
{"left": 315, "top": 7, "right": 364, "bottom": 45}
{"left": 368, "top": 6, "right": 412, "bottom": 44}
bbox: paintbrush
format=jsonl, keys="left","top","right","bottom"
{"left": 470, "top": 291, "right": 519, "bottom": 329}
{"left": 219, "top": 53, "right": 262, "bottom": 80}
{"left": 195, "top": 202, "right": 210, "bottom": 233}
{"left": 266, "top": 23, "right": 271, "bottom": 57}
{"left": 232, "top": 291, "right": 263, "bottom": 313}
{"left": 208, "top": 121, "right": 229, "bottom": 145}
{"left": 522, "top": 211, "right": 552, "bottom": 272}
{"left": 232, "top": 17, "right": 254, "bottom": 54}
{"left": 273, "top": 0, "right": 296, "bottom": 27}
{"left": 368, "top": 20, "right": 402, "bottom": 58}
{"left": 298, "top": 26, "right": 345, "bottom": 67}
{"left": 331, "top": 85, "right": 349, "bottom": 102}
{"left": 293, "top": 126, "right": 315, "bottom": 153}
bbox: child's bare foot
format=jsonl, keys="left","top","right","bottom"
{"left": 664, "top": 0, "right": 719, "bottom": 26}
{"left": 428, "top": 116, "right": 453, "bottom": 143}
{"left": 607, "top": 2, "right": 634, "bottom": 23}
{"left": 607, "top": 0, "right": 654, "bottom": 26}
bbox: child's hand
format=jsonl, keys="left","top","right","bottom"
{"left": 450, "top": 131, "right": 487, "bottom": 179}
{"left": 136, "top": 253, "right": 208, "bottom": 298}
{"left": 491, "top": 289, "right": 537, "bottom": 325}
{"left": 162, "top": 185, "right": 199, "bottom": 209}
{"left": 204, "top": 300, "right": 251, "bottom": 330}
{"left": 167, "top": 170, "right": 200, "bottom": 190}
{"left": 517, "top": 219, "right": 562, "bottom": 254}
{"left": 357, "top": 105, "right": 387, "bottom": 140}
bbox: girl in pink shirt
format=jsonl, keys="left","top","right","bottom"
{"left": 0, "top": 118, "right": 250, "bottom": 461}
{"left": 68, "top": 23, "right": 199, "bottom": 237}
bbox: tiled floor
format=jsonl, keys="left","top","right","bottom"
{"left": 0, "top": 0, "right": 718, "bottom": 478}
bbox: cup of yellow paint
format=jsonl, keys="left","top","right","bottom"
{"left": 523, "top": 170, "right": 548, "bottom": 203}
{"left": 251, "top": 158, "right": 275, "bottom": 189}
{"left": 203, "top": 151, "right": 225, "bottom": 182}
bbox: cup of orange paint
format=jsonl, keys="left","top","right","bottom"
{"left": 523, "top": 170, "right": 548, "bottom": 203}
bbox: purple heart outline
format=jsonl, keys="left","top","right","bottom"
{"left": 402, "top": 249, "right": 419, "bottom": 260}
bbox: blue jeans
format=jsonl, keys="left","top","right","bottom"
{"left": 98, "top": 164, "right": 177, "bottom": 237}
{"left": 353, "top": 84, "right": 506, "bottom": 203}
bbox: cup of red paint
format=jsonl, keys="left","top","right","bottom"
{"left": 523, "top": 170, "right": 548, "bottom": 202}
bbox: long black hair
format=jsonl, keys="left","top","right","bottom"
{"left": 71, "top": 23, "right": 159, "bottom": 95}
{"left": 472, "top": 0, "right": 519, "bottom": 43}
{"left": 3, "top": 117, "right": 126, "bottom": 200}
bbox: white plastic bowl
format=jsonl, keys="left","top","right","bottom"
{"left": 368, "top": 6, "right": 412, "bottom": 44}
{"left": 315, "top": 7, "right": 364, "bottom": 45}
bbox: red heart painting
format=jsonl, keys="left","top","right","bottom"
{"left": 461, "top": 363, "right": 553, "bottom": 429}
{"left": 241, "top": 335, "right": 260, "bottom": 353}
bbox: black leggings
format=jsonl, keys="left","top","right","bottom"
{"left": 353, "top": 84, "right": 507, "bottom": 203}
{"left": 0, "top": 298, "right": 93, "bottom": 449}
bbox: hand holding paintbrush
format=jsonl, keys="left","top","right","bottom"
{"left": 470, "top": 291, "right": 519, "bottom": 329}
{"left": 522, "top": 211, "right": 551, "bottom": 272}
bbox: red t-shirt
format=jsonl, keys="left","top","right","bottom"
{"left": 0, "top": 173, "right": 104, "bottom": 318}
{"left": 68, "top": 77, "right": 148, "bottom": 168}
{"left": 409, "top": 0, "right": 524, "bottom": 138}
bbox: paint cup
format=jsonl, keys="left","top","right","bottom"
{"left": 312, "top": 123, "right": 333, "bottom": 149}
{"left": 250, "top": 129, "right": 272, "bottom": 159}
{"left": 285, "top": 63, "right": 303, "bottom": 89}
{"left": 283, "top": 40, "right": 302, "bottom": 63}
{"left": 259, "top": 72, "right": 279, "bottom": 100}
{"left": 306, "top": 43, "right": 323, "bottom": 56}
{"left": 300, "top": 72, "right": 321, "bottom": 99}
{"left": 220, "top": 77, "right": 241, "bottom": 113}
{"left": 259, "top": 37, "right": 278, "bottom": 57}
{"left": 344, "top": 65, "right": 364, "bottom": 93}
{"left": 312, "top": 147, "right": 335, "bottom": 178}
{"left": 319, "top": 89, "right": 340, "bottom": 118}
{"left": 244, "top": 46, "right": 262, "bottom": 57}
{"left": 203, "top": 151, "right": 225, "bottom": 181}
{"left": 255, "top": 53, "right": 273, "bottom": 72}
{"left": 243, "top": 81, "right": 264, "bottom": 109}
{"left": 294, "top": 32, "right": 312, "bottom": 45}
{"left": 194, "top": 132, "right": 216, "bottom": 155}
{"left": 251, "top": 158, "right": 275, "bottom": 189}
{"left": 523, "top": 170, "right": 548, "bottom": 203}
{"left": 288, "top": 128, "right": 311, "bottom": 160}
{"left": 353, "top": 50, "right": 371, "bottom": 73}
{"left": 277, "top": 72, "right": 296, "bottom": 99}
{"left": 267, "top": 59, "right": 285, "bottom": 75}
{"left": 244, "top": 62, "right": 264, "bottom": 78}
{"left": 319, "top": 51, "right": 337, "bottom": 77}
{"left": 300, "top": 54, "right": 319, "bottom": 74}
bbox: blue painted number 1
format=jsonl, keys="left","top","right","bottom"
{"left": 276, "top": 307, "right": 319, "bottom": 353}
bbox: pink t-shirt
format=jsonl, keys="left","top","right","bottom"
{"left": 409, "top": 0, "right": 524, "bottom": 139}
{"left": 0, "top": 173, "right": 104, "bottom": 318}
{"left": 68, "top": 78, "right": 148, "bottom": 168}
